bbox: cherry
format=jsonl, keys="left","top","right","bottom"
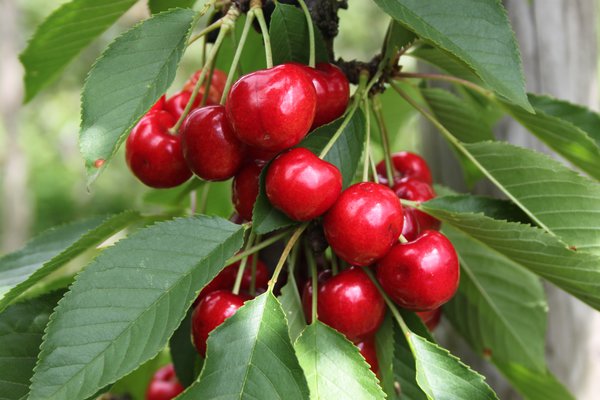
{"left": 323, "top": 182, "right": 404, "bottom": 266}
{"left": 231, "top": 161, "right": 263, "bottom": 221}
{"left": 181, "top": 105, "right": 246, "bottom": 181}
{"left": 149, "top": 95, "right": 166, "bottom": 113}
{"left": 302, "top": 267, "right": 385, "bottom": 341}
{"left": 298, "top": 62, "right": 350, "bottom": 129}
{"left": 356, "top": 338, "right": 379, "bottom": 375}
{"left": 183, "top": 68, "right": 227, "bottom": 104}
{"left": 393, "top": 178, "right": 441, "bottom": 231}
{"left": 125, "top": 110, "right": 192, "bottom": 188}
{"left": 226, "top": 64, "right": 317, "bottom": 152}
{"left": 266, "top": 148, "right": 342, "bottom": 221}
{"left": 416, "top": 308, "right": 442, "bottom": 331}
{"left": 376, "top": 152, "right": 433, "bottom": 185}
{"left": 191, "top": 290, "right": 248, "bottom": 357}
{"left": 402, "top": 208, "right": 421, "bottom": 241}
{"left": 376, "top": 230, "right": 459, "bottom": 311}
{"left": 146, "top": 364, "right": 184, "bottom": 400}
{"left": 164, "top": 90, "right": 201, "bottom": 121}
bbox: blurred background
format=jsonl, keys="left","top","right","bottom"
{"left": 0, "top": 0, "right": 598, "bottom": 399}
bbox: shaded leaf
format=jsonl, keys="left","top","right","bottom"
{"left": 169, "top": 308, "right": 200, "bottom": 387}
{"left": 410, "top": 45, "right": 482, "bottom": 84}
{"left": 278, "top": 272, "right": 306, "bottom": 342}
{"left": 391, "top": 322, "right": 427, "bottom": 400}
{"left": 432, "top": 194, "right": 530, "bottom": 224}
{"left": 375, "top": 314, "right": 401, "bottom": 400}
{"left": 148, "top": 0, "right": 195, "bottom": 13}
{"left": 494, "top": 361, "right": 575, "bottom": 400}
{"left": 383, "top": 22, "right": 416, "bottom": 63}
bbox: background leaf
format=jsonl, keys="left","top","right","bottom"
{"left": 28, "top": 216, "right": 244, "bottom": 400}
{"left": 375, "top": 314, "right": 399, "bottom": 399}
{"left": 493, "top": 361, "right": 575, "bottom": 400}
{"left": 179, "top": 292, "right": 309, "bottom": 400}
{"left": 295, "top": 322, "right": 385, "bottom": 400}
{"left": 409, "top": 45, "right": 482, "bottom": 84}
{"left": 373, "top": 0, "right": 531, "bottom": 110}
{"left": 79, "top": 9, "right": 196, "bottom": 184}
{"left": 169, "top": 308, "right": 200, "bottom": 387}
{"left": 148, "top": 0, "right": 196, "bottom": 14}
{"left": 382, "top": 22, "right": 416, "bottom": 64}
{"left": 0, "top": 292, "right": 63, "bottom": 400}
{"left": 0, "top": 211, "right": 140, "bottom": 313}
{"left": 278, "top": 272, "right": 306, "bottom": 342}
{"left": 19, "top": 0, "right": 137, "bottom": 102}
{"left": 390, "top": 322, "right": 427, "bottom": 400}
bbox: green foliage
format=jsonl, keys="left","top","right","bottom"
{"left": 278, "top": 270, "right": 307, "bottom": 342}
{"left": 169, "top": 308, "right": 200, "bottom": 387}
{"left": 179, "top": 292, "right": 309, "bottom": 399}
{"left": 28, "top": 216, "right": 244, "bottom": 400}
{"left": 494, "top": 361, "right": 575, "bottom": 400}
{"left": 79, "top": 9, "right": 196, "bottom": 185}
{"left": 375, "top": 315, "right": 399, "bottom": 399}
{"left": 20, "top": 0, "right": 137, "bottom": 102}
{"left": 148, "top": 0, "right": 196, "bottom": 14}
{"left": 295, "top": 322, "right": 385, "bottom": 400}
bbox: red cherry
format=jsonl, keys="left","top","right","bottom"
{"left": 376, "top": 230, "right": 460, "bottom": 311}
{"left": 323, "top": 182, "right": 404, "bottom": 266}
{"left": 164, "top": 91, "right": 201, "bottom": 121}
{"left": 302, "top": 267, "right": 385, "bottom": 341}
{"left": 393, "top": 178, "right": 441, "bottom": 231}
{"left": 266, "top": 148, "right": 342, "bottom": 221}
{"left": 232, "top": 161, "right": 263, "bottom": 221}
{"left": 191, "top": 290, "right": 248, "bottom": 357}
{"left": 376, "top": 152, "right": 433, "bottom": 185}
{"left": 180, "top": 105, "right": 246, "bottom": 181}
{"left": 299, "top": 62, "right": 350, "bottom": 129}
{"left": 226, "top": 64, "right": 317, "bottom": 152}
{"left": 183, "top": 68, "right": 227, "bottom": 104}
{"left": 146, "top": 364, "right": 184, "bottom": 400}
{"left": 125, "top": 111, "right": 192, "bottom": 188}
{"left": 247, "top": 146, "right": 281, "bottom": 164}
{"left": 416, "top": 308, "right": 442, "bottom": 331}
{"left": 402, "top": 208, "right": 421, "bottom": 241}
{"left": 149, "top": 95, "right": 166, "bottom": 113}
{"left": 356, "top": 338, "right": 379, "bottom": 375}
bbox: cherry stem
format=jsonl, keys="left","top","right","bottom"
{"left": 220, "top": 10, "right": 255, "bottom": 105}
{"left": 399, "top": 198, "right": 419, "bottom": 208}
{"left": 226, "top": 229, "right": 289, "bottom": 265}
{"left": 201, "top": 57, "right": 217, "bottom": 106}
{"left": 189, "top": 190, "right": 197, "bottom": 215}
{"left": 188, "top": 18, "right": 223, "bottom": 47}
{"left": 305, "top": 241, "right": 319, "bottom": 322}
{"left": 297, "top": 0, "right": 315, "bottom": 68}
{"left": 198, "top": 182, "right": 211, "bottom": 214}
{"left": 268, "top": 223, "right": 309, "bottom": 292}
{"left": 172, "top": 7, "right": 239, "bottom": 133}
{"left": 369, "top": 148, "right": 380, "bottom": 184}
{"left": 371, "top": 95, "right": 395, "bottom": 188}
{"left": 233, "top": 231, "right": 256, "bottom": 295}
{"left": 253, "top": 5, "right": 273, "bottom": 69}
{"left": 249, "top": 235, "right": 261, "bottom": 295}
{"left": 362, "top": 99, "right": 372, "bottom": 182}
{"left": 399, "top": 234, "right": 408, "bottom": 244}
{"left": 395, "top": 72, "right": 492, "bottom": 98}
{"left": 363, "top": 268, "right": 410, "bottom": 334}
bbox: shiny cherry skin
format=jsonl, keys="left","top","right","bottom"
{"left": 125, "top": 111, "right": 192, "bottom": 188}
{"left": 377, "top": 230, "right": 460, "bottom": 311}
{"left": 302, "top": 267, "right": 385, "bottom": 341}
{"left": 323, "top": 182, "right": 404, "bottom": 266}
{"left": 299, "top": 62, "right": 350, "bottom": 129}
{"left": 226, "top": 64, "right": 317, "bottom": 152}
{"left": 232, "top": 161, "right": 263, "bottom": 221}
{"left": 402, "top": 208, "right": 421, "bottom": 241}
{"left": 164, "top": 90, "right": 201, "bottom": 121}
{"left": 416, "top": 308, "right": 442, "bottom": 331}
{"left": 183, "top": 68, "right": 227, "bottom": 104}
{"left": 393, "top": 177, "right": 441, "bottom": 231}
{"left": 376, "top": 152, "right": 433, "bottom": 185}
{"left": 146, "top": 364, "right": 184, "bottom": 400}
{"left": 191, "top": 290, "right": 248, "bottom": 357}
{"left": 356, "top": 338, "right": 379, "bottom": 375}
{"left": 149, "top": 95, "right": 166, "bottom": 113}
{"left": 266, "top": 148, "right": 342, "bottom": 221}
{"left": 181, "top": 105, "right": 246, "bottom": 181}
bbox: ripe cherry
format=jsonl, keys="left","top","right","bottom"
{"left": 232, "top": 161, "right": 263, "bottom": 221}
{"left": 323, "top": 182, "right": 404, "bottom": 266}
{"left": 376, "top": 230, "right": 459, "bottom": 311}
{"left": 164, "top": 90, "right": 201, "bottom": 121}
{"left": 376, "top": 152, "right": 433, "bottom": 185}
{"left": 356, "top": 338, "right": 379, "bottom": 375}
{"left": 125, "top": 110, "right": 192, "bottom": 188}
{"left": 266, "top": 148, "right": 342, "bottom": 221}
{"left": 191, "top": 290, "right": 248, "bottom": 357}
{"left": 149, "top": 95, "right": 166, "bottom": 113}
{"left": 299, "top": 62, "right": 350, "bottom": 129}
{"left": 402, "top": 208, "right": 421, "bottom": 241}
{"left": 226, "top": 63, "right": 317, "bottom": 152}
{"left": 393, "top": 178, "right": 441, "bottom": 231}
{"left": 302, "top": 267, "right": 385, "bottom": 341}
{"left": 181, "top": 105, "right": 246, "bottom": 181}
{"left": 183, "top": 68, "right": 227, "bottom": 104}
{"left": 146, "top": 364, "right": 184, "bottom": 400}
{"left": 417, "top": 308, "right": 442, "bottom": 331}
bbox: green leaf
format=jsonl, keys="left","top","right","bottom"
{"left": 79, "top": 9, "right": 196, "bottom": 185}
{"left": 443, "top": 224, "right": 547, "bottom": 371}
{"left": 462, "top": 141, "right": 600, "bottom": 255}
{"left": 407, "top": 332, "right": 498, "bottom": 400}
{"left": 501, "top": 94, "right": 600, "bottom": 180}
{"left": 28, "top": 216, "right": 244, "bottom": 400}
{"left": 383, "top": 22, "right": 416, "bottom": 64}
{"left": 374, "top": 0, "right": 531, "bottom": 111}
{"left": 391, "top": 322, "right": 427, "bottom": 400}
{"left": 0, "top": 211, "right": 140, "bottom": 313}
{"left": 169, "top": 308, "right": 200, "bottom": 387}
{"left": 278, "top": 271, "right": 306, "bottom": 342}
{"left": 269, "top": 3, "right": 329, "bottom": 65}
{"left": 143, "top": 178, "right": 204, "bottom": 209}
{"left": 375, "top": 314, "right": 401, "bottom": 400}
{"left": 431, "top": 194, "right": 530, "bottom": 224}
{"left": 494, "top": 361, "right": 575, "bottom": 400}
{"left": 409, "top": 45, "right": 482, "bottom": 84}
{"left": 179, "top": 292, "right": 309, "bottom": 399}
{"left": 252, "top": 166, "right": 298, "bottom": 235}
{"left": 0, "top": 292, "right": 63, "bottom": 400}
{"left": 19, "top": 0, "right": 137, "bottom": 102}
{"left": 295, "top": 322, "right": 385, "bottom": 400}
{"left": 422, "top": 198, "right": 600, "bottom": 310}
{"left": 148, "top": 0, "right": 196, "bottom": 13}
